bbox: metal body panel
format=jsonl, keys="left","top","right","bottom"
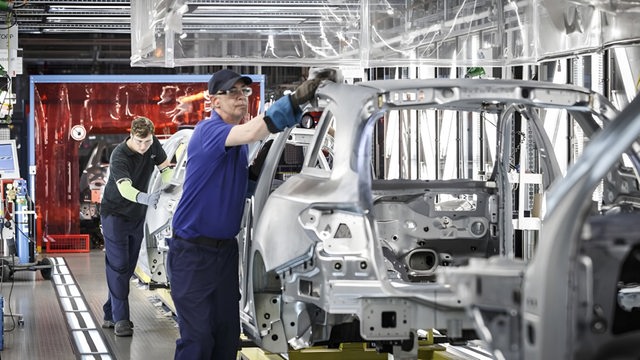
{"left": 243, "top": 78, "right": 618, "bottom": 358}
{"left": 522, "top": 93, "right": 640, "bottom": 360}
{"left": 140, "top": 78, "right": 620, "bottom": 359}
{"left": 440, "top": 91, "right": 640, "bottom": 359}
{"left": 139, "top": 128, "right": 193, "bottom": 285}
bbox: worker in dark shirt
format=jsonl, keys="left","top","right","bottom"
{"left": 168, "top": 69, "right": 331, "bottom": 359}
{"left": 100, "top": 116, "right": 172, "bottom": 337}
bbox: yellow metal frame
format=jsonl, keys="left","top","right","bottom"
{"left": 134, "top": 265, "right": 175, "bottom": 313}
{"left": 128, "top": 277, "right": 476, "bottom": 360}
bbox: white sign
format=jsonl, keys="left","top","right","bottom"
{"left": 0, "top": 49, "right": 23, "bottom": 77}
{"left": 0, "top": 26, "right": 18, "bottom": 50}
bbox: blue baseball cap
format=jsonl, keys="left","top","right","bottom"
{"left": 208, "top": 69, "right": 252, "bottom": 95}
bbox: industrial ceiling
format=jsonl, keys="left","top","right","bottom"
{"left": 8, "top": 0, "right": 362, "bottom": 67}
{"left": 6, "top": 1, "right": 130, "bottom": 68}
{"left": 10, "top": 0, "right": 131, "bottom": 34}
{"left": 4, "top": 0, "right": 640, "bottom": 70}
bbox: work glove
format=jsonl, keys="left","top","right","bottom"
{"left": 289, "top": 77, "right": 322, "bottom": 108}
{"left": 264, "top": 69, "right": 339, "bottom": 133}
{"left": 263, "top": 95, "right": 303, "bottom": 133}
{"left": 137, "top": 190, "right": 161, "bottom": 209}
{"left": 290, "top": 68, "right": 339, "bottom": 107}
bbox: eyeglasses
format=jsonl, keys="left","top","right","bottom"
{"left": 216, "top": 87, "right": 252, "bottom": 97}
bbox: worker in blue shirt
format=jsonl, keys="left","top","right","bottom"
{"left": 168, "top": 69, "right": 328, "bottom": 359}
{"left": 100, "top": 117, "right": 172, "bottom": 337}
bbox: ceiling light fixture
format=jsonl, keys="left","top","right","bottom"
{"left": 46, "top": 16, "right": 130, "bottom": 24}
{"left": 193, "top": 5, "right": 335, "bottom": 12}
{"left": 182, "top": 16, "right": 307, "bottom": 24}
{"left": 47, "top": 5, "right": 131, "bottom": 13}
{"left": 42, "top": 27, "right": 130, "bottom": 34}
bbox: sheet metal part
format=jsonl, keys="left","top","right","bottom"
{"left": 139, "top": 78, "right": 620, "bottom": 359}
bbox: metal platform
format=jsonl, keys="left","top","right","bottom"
{"left": 0, "top": 250, "right": 494, "bottom": 359}
{"left": 0, "top": 250, "right": 179, "bottom": 360}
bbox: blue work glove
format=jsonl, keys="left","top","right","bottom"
{"left": 264, "top": 95, "right": 303, "bottom": 133}
{"left": 264, "top": 77, "right": 323, "bottom": 133}
{"left": 137, "top": 190, "right": 161, "bottom": 208}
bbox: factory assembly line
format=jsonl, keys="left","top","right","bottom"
{"left": 137, "top": 77, "right": 639, "bottom": 359}
{"left": 7, "top": 0, "right": 640, "bottom": 359}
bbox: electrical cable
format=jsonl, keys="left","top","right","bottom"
{"left": 0, "top": 215, "right": 18, "bottom": 334}
{"left": 0, "top": 8, "right": 16, "bottom": 30}
{"left": 9, "top": 1, "right": 29, "bottom": 10}
{"left": 0, "top": 49, "right": 12, "bottom": 123}
{"left": 0, "top": 0, "right": 23, "bottom": 39}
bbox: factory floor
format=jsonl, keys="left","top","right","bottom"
{"left": 0, "top": 250, "right": 287, "bottom": 360}
{"left": 0, "top": 250, "right": 179, "bottom": 360}
{"left": 0, "top": 250, "right": 493, "bottom": 360}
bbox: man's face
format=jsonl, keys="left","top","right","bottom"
{"left": 130, "top": 134, "right": 153, "bottom": 154}
{"left": 213, "top": 81, "right": 250, "bottom": 124}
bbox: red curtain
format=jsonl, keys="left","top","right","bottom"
{"left": 34, "top": 80, "right": 262, "bottom": 236}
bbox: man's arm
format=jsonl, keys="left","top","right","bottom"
{"left": 158, "top": 158, "right": 171, "bottom": 170}
{"left": 226, "top": 113, "right": 271, "bottom": 147}
{"left": 225, "top": 80, "right": 320, "bottom": 146}
{"left": 157, "top": 159, "right": 174, "bottom": 184}
{"left": 115, "top": 178, "right": 158, "bottom": 206}
{"left": 225, "top": 70, "right": 337, "bottom": 147}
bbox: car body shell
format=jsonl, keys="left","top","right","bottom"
{"left": 139, "top": 78, "right": 620, "bottom": 358}
{"left": 442, "top": 92, "right": 640, "bottom": 360}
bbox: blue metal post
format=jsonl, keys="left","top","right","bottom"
{"left": 14, "top": 179, "right": 29, "bottom": 263}
{"left": 1, "top": 296, "right": 4, "bottom": 350}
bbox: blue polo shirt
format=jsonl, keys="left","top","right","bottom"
{"left": 172, "top": 112, "right": 249, "bottom": 240}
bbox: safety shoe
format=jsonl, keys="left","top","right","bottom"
{"left": 114, "top": 320, "right": 134, "bottom": 337}
{"left": 101, "top": 320, "right": 115, "bottom": 329}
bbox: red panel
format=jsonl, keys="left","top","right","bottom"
{"left": 45, "top": 234, "right": 90, "bottom": 253}
{"left": 34, "top": 81, "right": 262, "bottom": 236}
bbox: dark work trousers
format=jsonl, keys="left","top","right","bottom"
{"left": 167, "top": 238, "right": 240, "bottom": 360}
{"left": 101, "top": 214, "right": 145, "bottom": 323}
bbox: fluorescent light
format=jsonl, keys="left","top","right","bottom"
{"left": 46, "top": 16, "right": 130, "bottom": 24}
{"left": 47, "top": 5, "right": 130, "bottom": 13}
{"left": 193, "top": 5, "right": 334, "bottom": 12}
{"left": 183, "top": 16, "right": 306, "bottom": 24}
{"left": 42, "top": 27, "right": 130, "bottom": 34}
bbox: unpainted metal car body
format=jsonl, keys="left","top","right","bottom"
{"left": 239, "top": 79, "right": 619, "bottom": 358}
{"left": 79, "top": 135, "right": 126, "bottom": 248}
{"left": 138, "top": 128, "right": 192, "bottom": 286}
{"left": 440, "top": 93, "right": 640, "bottom": 360}
{"left": 139, "top": 78, "right": 619, "bottom": 359}
{"left": 138, "top": 127, "right": 316, "bottom": 287}
{"left": 79, "top": 137, "right": 122, "bottom": 221}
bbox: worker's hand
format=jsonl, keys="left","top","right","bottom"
{"left": 289, "top": 78, "right": 321, "bottom": 108}
{"left": 136, "top": 190, "right": 161, "bottom": 209}
{"left": 263, "top": 96, "right": 302, "bottom": 133}
{"left": 290, "top": 69, "right": 339, "bottom": 108}
{"left": 264, "top": 68, "right": 339, "bottom": 133}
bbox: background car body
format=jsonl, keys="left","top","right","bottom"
{"left": 79, "top": 135, "right": 126, "bottom": 248}
{"left": 442, "top": 92, "right": 640, "bottom": 360}
{"left": 139, "top": 78, "right": 619, "bottom": 359}
{"left": 239, "top": 79, "right": 617, "bottom": 357}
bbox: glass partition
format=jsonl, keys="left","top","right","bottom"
{"left": 131, "top": 0, "right": 640, "bottom": 68}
